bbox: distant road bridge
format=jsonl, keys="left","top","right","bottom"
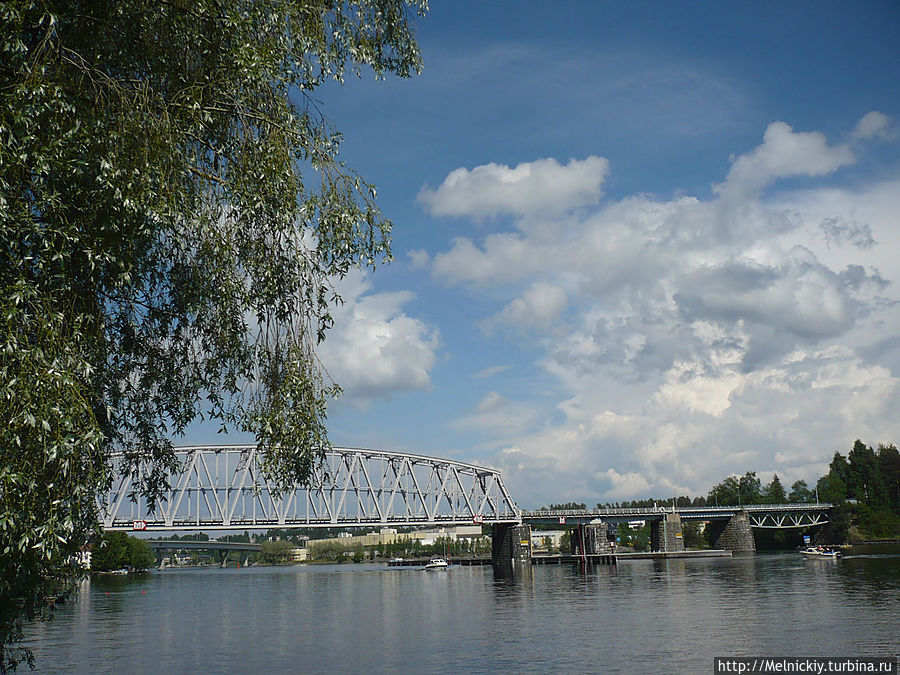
{"left": 101, "top": 445, "right": 519, "bottom": 532}
{"left": 522, "top": 504, "right": 832, "bottom": 529}
{"left": 522, "top": 503, "right": 833, "bottom": 555}
{"left": 146, "top": 540, "right": 261, "bottom": 553}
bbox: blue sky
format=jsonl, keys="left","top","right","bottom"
{"left": 190, "top": 2, "right": 900, "bottom": 508}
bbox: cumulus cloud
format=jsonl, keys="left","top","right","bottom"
{"left": 406, "top": 248, "right": 430, "bottom": 269}
{"left": 425, "top": 118, "right": 900, "bottom": 504}
{"left": 716, "top": 121, "right": 854, "bottom": 196}
{"left": 852, "top": 111, "right": 896, "bottom": 141}
{"left": 318, "top": 272, "right": 439, "bottom": 403}
{"left": 485, "top": 282, "right": 568, "bottom": 333}
{"left": 418, "top": 156, "right": 610, "bottom": 219}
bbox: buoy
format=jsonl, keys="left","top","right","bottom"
{"left": 141, "top": 590, "right": 146, "bottom": 594}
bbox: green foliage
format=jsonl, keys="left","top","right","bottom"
{"left": 763, "top": 474, "right": 787, "bottom": 504}
{"left": 815, "top": 440, "right": 900, "bottom": 542}
{"left": 708, "top": 476, "right": 740, "bottom": 506}
{"left": 788, "top": 480, "right": 813, "bottom": 503}
{"left": 547, "top": 502, "right": 587, "bottom": 510}
{"left": 129, "top": 539, "right": 157, "bottom": 571}
{"left": 847, "top": 440, "right": 888, "bottom": 507}
{"left": 877, "top": 444, "right": 900, "bottom": 510}
{"left": 91, "top": 532, "right": 156, "bottom": 571}
{"left": 259, "top": 539, "right": 296, "bottom": 564}
{"left": 1, "top": 1, "right": 425, "bottom": 668}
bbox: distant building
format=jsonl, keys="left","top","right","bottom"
{"left": 530, "top": 530, "right": 566, "bottom": 550}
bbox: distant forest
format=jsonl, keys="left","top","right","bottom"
{"left": 595, "top": 439, "right": 900, "bottom": 542}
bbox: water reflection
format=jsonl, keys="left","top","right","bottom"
{"left": 22, "top": 555, "right": 900, "bottom": 673}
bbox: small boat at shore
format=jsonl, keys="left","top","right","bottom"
{"left": 425, "top": 558, "right": 449, "bottom": 570}
{"left": 800, "top": 546, "right": 841, "bottom": 559}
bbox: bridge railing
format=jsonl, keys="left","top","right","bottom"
{"left": 100, "top": 445, "right": 520, "bottom": 531}
{"left": 521, "top": 503, "right": 833, "bottom": 523}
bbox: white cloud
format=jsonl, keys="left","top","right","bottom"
{"left": 602, "top": 469, "right": 653, "bottom": 500}
{"left": 716, "top": 121, "right": 854, "bottom": 196}
{"left": 429, "top": 118, "right": 900, "bottom": 504}
{"left": 406, "top": 249, "right": 430, "bottom": 269}
{"left": 318, "top": 272, "right": 439, "bottom": 403}
{"left": 418, "top": 156, "right": 610, "bottom": 219}
{"left": 471, "top": 364, "right": 511, "bottom": 379}
{"left": 486, "top": 282, "right": 568, "bottom": 332}
{"left": 452, "top": 391, "right": 542, "bottom": 435}
{"left": 852, "top": 111, "right": 896, "bottom": 141}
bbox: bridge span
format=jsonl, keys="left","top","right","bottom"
{"left": 101, "top": 445, "right": 519, "bottom": 532}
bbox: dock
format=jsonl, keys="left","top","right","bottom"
{"left": 615, "top": 549, "right": 732, "bottom": 560}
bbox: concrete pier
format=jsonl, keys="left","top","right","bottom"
{"left": 707, "top": 511, "right": 756, "bottom": 552}
{"left": 650, "top": 512, "right": 685, "bottom": 553}
{"left": 491, "top": 523, "right": 532, "bottom": 569}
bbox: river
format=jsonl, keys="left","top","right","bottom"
{"left": 23, "top": 553, "right": 899, "bottom": 673}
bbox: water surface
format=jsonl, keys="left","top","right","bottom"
{"left": 24, "top": 553, "right": 899, "bottom": 673}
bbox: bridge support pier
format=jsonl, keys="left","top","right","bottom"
{"left": 491, "top": 523, "right": 531, "bottom": 570}
{"left": 707, "top": 511, "right": 756, "bottom": 552}
{"left": 650, "top": 512, "right": 685, "bottom": 552}
{"left": 571, "top": 524, "right": 614, "bottom": 556}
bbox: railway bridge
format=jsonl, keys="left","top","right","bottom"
{"left": 101, "top": 445, "right": 832, "bottom": 567}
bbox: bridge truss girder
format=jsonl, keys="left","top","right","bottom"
{"left": 746, "top": 510, "right": 830, "bottom": 529}
{"left": 100, "top": 445, "right": 520, "bottom": 531}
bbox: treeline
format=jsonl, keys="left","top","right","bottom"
{"left": 817, "top": 440, "right": 900, "bottom": 539}
{"left": 595, "top": 439, "right": 900, "bottom": 542}
{"left": 307, "top": 535, "right": 491, "bottom": 563}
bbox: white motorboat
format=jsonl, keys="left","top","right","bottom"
{"left": 800, "top": 546, "right": 841, "bottom": 559}
{"left": 425, "top": 558, "right": 449, "bottom": 569}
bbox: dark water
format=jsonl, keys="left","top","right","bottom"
{"left": 24, "top": 553, "right": 899, "bottom": 673}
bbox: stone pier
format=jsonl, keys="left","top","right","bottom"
{"left": 571, "top": 524, "right": 615, "bottom": 556}
{"left": 707, "top": 511, "right": 756, "bottom": 552}
{"left": 650, "top": 512, "right": 685, "bottom": 552}
{"left": 491, "top": 523, "right": 532, "bottom": 569}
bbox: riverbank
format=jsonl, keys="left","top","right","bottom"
{"left": 843, "top": 540, "right": 900, "bottom": 555}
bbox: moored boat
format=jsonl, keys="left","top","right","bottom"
{"left": 425, "top": 558, "right": 449, "bottom": 569}
{"left": 800, "top": 546, "right": 841, "bottom": 559}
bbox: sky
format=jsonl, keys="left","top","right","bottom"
{"left": 190, "top": 1, "right": 900, "bottom": 509}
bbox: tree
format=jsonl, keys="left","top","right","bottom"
{"left": 0, "top": 1, "right": 425, "bottom": 669}
{"left": 260, "top": 539, "right": 298, "bottom": 564}
{"left": 91, "top": 532, "right": 131, "bottom": 572}
{"left": 876, "top": 444, "right": 900, "bottom": 511}
{"left": 788, "top": 480, "right": 813, "bottom": 504}
{"left": 128, "top": 538, "right": 157, "bottom": 571}
{"left": 763, "top": 474, "right": 787, "bottom": 504}
{"left": 847, "top": 440, "right": 888, "bottom": 507}
{"left": 708, "top": 476, "right": 740, "bottom": 506}
{"left": 739, "top": 471, "right": 762, "bottom": 505}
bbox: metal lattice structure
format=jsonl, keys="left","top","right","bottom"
{"left": 100, "top": 445, "right": 520, "bottom": 531}
{"left": 521, "top": 503, "right": 831, "bottom": 528}
{"left": 742, "top": 508, "right": 830, "bottom": 529}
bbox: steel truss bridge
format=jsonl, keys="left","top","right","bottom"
{"left": 101, "top": 445, "right": 520, "bottom": 532}
{"left": 522, "top": 503, "right": 832, "bottom": 529}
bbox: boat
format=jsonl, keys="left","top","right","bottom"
{"left": 800, "top": 546, "right": 841, "bottom": 559}
{"left": 425, "top": 558, "right": 449, "bottom": 570}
